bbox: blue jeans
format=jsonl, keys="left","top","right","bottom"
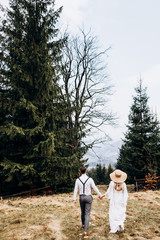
{"left": 79, "top": 195, "right": 93, "bottom": 232}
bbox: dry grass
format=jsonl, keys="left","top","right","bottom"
{"left": 0, "top": 186, "right": 160, "bottom": 240}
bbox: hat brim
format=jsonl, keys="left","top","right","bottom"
{"left": 110, "top": 171, "right": 127, "bottom": 183}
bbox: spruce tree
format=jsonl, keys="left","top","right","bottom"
{"left": 96, "top": 164, "right": 104, "bottom": 184}
{"left": 105, "top": 163, "right": 114, "bottom": 184}
{"left": 116, "top": 80, "right": 160, "bottom": 183}
{"left": 0, "top": 0, "right": 67, "bottom": 194}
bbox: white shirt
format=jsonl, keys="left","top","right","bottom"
{"left": 73, "top": 174, "right": 102, "bottom": 201}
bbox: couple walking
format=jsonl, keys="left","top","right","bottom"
{"left": 73, "top": 166, "right": 128, "bottom": 238}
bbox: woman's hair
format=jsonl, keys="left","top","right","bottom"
{"left": 80, "top": 166, "right": 87, "bottom": 174}
{"left": 114, "top": 182, "right": 124, "bottom": 191}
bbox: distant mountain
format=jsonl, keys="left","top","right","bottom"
{"left": 85, "top": 140, "right": 122, "bottom": 168}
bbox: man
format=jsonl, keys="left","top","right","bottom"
{"left": 73, "top": 166, "right": 102, "bottom": 238}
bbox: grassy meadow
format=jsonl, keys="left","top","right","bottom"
{"left": 0, "top": 185, "right": 160, "bottom": 240}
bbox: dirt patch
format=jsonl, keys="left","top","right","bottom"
{"left": 48, "top": 219, "right": 67, "bottom": 240}
{"left": 0, "top": 202, "right": 22, "bottom": 212}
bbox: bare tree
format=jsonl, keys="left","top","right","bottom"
{"left": 60, "top": 30, "right": 116, "bottom": 155}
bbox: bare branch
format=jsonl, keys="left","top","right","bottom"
{"left": 60, "top": 29, "right": 116, "bottom": 155}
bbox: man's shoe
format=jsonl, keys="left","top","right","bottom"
{"left": 84, "top": 232, "right": 88, "bottom": 238}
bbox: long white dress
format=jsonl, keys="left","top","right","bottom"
{"left": 105, "top": 181, "right": 128, "bottom": 233}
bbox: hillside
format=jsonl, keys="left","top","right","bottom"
{"left": 86, "top": 140, "right": 122, "bottom": 167}
{"left": 0, "top": 186, "right": 160, "bottom": 240}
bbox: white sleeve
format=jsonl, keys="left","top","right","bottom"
{"left": 73, "top": 179, "right": 79, "bottom": 201}
{"left": 123, "top": 183, "right": 128, "bottom": 205}
{"left": 105, "top": 181, "right": 114, "bottom": 199}
{"left": 90, "top": 178, "right": 102, "bottom": 196}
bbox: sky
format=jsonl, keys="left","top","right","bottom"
{"left": 1, "top": 0, "right": 160, "bottom": 164}
{"left": 56, "top": 0, "right": 160, "bottom": 140}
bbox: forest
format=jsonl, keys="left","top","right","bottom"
{"left": 0, "top": 0, "right": 160, "bottom": 196}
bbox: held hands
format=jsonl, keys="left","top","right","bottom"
{"left": 99, "top": 194, "right": 105, "bottom": 200}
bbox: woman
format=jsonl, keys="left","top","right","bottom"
{"left": 102, "top": 169, "right": 128, "bottom": 233}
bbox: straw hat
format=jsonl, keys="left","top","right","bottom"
{"left": 110, "top": 169, "right": 127, "bottom": 183}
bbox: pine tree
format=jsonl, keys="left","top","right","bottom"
{"left": 0, "top": 0, "right": 67, "bottom": 194}
{"left": 49, "top": 94, "right": 84, "bottom": 192}
{"left": 147, "top": 115, "right": 160, "bottom": 176}
{"left": 105, "top": 163, "right": 114, "bottom": 184}
{"left": 87, "top": 167, "right": 97, "bottom": 183}
{"left": 116, "top": 80, "right": 160, "bottom": 183}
